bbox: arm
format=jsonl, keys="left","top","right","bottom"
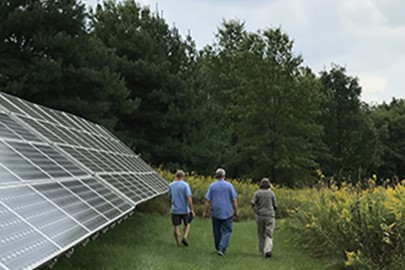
{"left": 230, "top": 185, "right": 238, "bottom": 218}
{"left": 203, "top": 185, "right": 212, "bottom": 218}
{"left": 272, "top": 193, "right": 278, "bottom": 211}
{"left": 232, "top": 198, "right": 238, "bottom": 218}
{"left": 251, "top": 192, "right": 257, "bottom": 214}
{"left": 185, "top": 184, "right": 194, "bottom": 216}
{"left": 203, "top": 200, "right": 211, "bottom": 218}
{"left": 187, "top": 196, "right": 195, "bottom": 217}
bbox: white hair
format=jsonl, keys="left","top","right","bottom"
{"left": 215, "top": 168, "right": 226, "bottom": 178}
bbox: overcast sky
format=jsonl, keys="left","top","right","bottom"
{"left": 85, "top": 0, "right": 405, "bottom": 104}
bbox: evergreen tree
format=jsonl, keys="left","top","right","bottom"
{"left": 0, "top": 0, "right": 131, "bottom": 128}
{"left": 319, "top": 65, "right": 380, "bottom": 181}
{"left": 92, "top": 0, "right": 199, "bottom": 167}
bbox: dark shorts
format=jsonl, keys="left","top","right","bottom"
{"left": 171, "top": 214, "right": 189, "bottom": 226}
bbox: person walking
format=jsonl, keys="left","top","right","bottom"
{"left": 203, "top": 168, "right": 238, "bottom": 256}
{"left": 251, "top": 178, "right": 277, "bottom": 258}
{"left": 168, "top": 170, "right": 195, "bottom": 246}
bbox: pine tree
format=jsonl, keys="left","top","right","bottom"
{"left": 0, "top": 0, "right": 131, "bottom": 128}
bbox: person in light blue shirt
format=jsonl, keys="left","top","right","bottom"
{"left": 203, "top": 168, "right": 238, "bottom": 256}
{"left": 168, "top": 170, "right": 195, "bottom": 246}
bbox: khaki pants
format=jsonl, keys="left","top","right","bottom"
{"left": 256, "top": 217, "right": 275, "bottom": 255}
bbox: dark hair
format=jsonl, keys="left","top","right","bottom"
{"left": 259, "top": 178, "right": 270, "bottom": 189}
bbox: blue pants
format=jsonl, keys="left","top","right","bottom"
{"left": 212, "top": 217, "right": 233, "bottom": 253}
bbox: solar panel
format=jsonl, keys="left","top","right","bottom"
{"left": 0, "top": 140, "right": 49, "bottom": 181}
{"left": 0, "top": 114, "right": 43, "bottom": 143}
{"left": 0, "top": 92, "right": 168, "bottom": 269}
{"left": 0, "top": 200, "right": 60, "bottom": 270}
{"left": 0, "top": 185, "right": 89, "bottom": 248}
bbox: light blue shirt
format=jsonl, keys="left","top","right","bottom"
{"left": 168, "top": 180, "right": 192, "bottom": 214}
{"left": 205, "top": 179, "right": 238, "bottom": 220}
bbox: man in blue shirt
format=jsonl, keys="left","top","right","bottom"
{"left": 168, "top": 170, "right": 195, "bottom": 246}
{"left": 203, "top": 168, "right": 238, "bottom": 256}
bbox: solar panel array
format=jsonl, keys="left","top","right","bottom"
{"left": 0, "top": 93, "right": 168, "bottom": 270}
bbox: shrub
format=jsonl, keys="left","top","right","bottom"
{"left": 289, "top": 181, "right": 405, "bottom": 269}
{"left": 150, "top": 170, "right": 405, "bottom": 269}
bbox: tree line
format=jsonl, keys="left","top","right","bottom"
{"left": 1, "top": 0, "right": 404, "bottom": 185}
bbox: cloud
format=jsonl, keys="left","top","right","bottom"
{"left": 83, "top": 0, "right": 405, "bottom": 103}
{"left": 358, "top": 74, "right": 387, "bottom": 103}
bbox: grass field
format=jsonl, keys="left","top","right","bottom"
{"left": 52, "top": 212, "right": 338, "bottom": 270}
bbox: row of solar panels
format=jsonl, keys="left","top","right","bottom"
{"left": 0, "top": 93, "right": 168, "bottom": 270}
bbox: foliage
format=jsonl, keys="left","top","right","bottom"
{"left": 92, "top": 0, "right": 205, "bottom": 170}
{"left": 288, "top": 179, "right": 405, "bottom": 270}
{"left": 160, "top": 170, "right": 405, "bottom": 269}
{"left": 0, "top": 0, "right": 132, "bottom": 129}
{"left": 371, "top": 98, "right": 405, "bottom": 181}
{"left": 201, "top": 21, "right": 325, "bottom": 184}
{"left": 319, "top": 65, "right": 381, "bottom": 182}
{"left": 1, "top": 0, "right": 405, "bottom": 185}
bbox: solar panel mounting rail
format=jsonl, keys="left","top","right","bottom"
{"left": 0, "top": 92, "right": 168, "bottom": 270}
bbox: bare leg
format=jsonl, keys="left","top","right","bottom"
{"left": 173, "top": 226, "right": 181, "bottom": 246}
{"left": 183, "top": 223, "right": 191, "bottom": 240}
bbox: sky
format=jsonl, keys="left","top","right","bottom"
{"left": 84, "top": 0, "right": 405, "bottom": 104}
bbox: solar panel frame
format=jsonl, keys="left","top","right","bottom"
{"left": 32, "top": 182, "right": 109, "bottom": 231}
{"left": 81, "top": 177, "right": 133, "bottom": 213}
{"left": 0, "top": 94, "right": 45, "bottom": 121}
{"left": 0, "top": 92, "right": 168, "bottom": 269}
{"left": 33, "top": 144, "right": 87, "bottom": 177}
{"left": 0, "top": 114, "right": 43, "bottom": 143}
{"left": 0, "top": 95, "right": 27, "bottom": 116}
{"left": 60, "top": 180, "right": 122, "bottom": 220}
{"left": 0, "top": 140, "right": 50, "bottom": 181}
{"left": 0, "top": 181, "right": 134, "bottom": 270}
{"left": 0, "top": 189, "right": 62, "bottom": 270}
{"left": 0, "top": 185, "right": 89, "bottom": 245}
{"left": 98, "top": 172, "right": 163, "bottom": 205}
{"left": 6, "top": 141, "right": 72, "bottom": 179}
{"left": 0, "top": 162, "right": 21, "bottom": 185}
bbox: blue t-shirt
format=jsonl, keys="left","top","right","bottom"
{"left": 168, "top": 180, "right": 192, "bottom": 214}
{"left": 205, "top": 179, "right": 238, "bottom": 220}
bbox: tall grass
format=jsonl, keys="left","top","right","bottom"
{"left": 288, "top": 182, "right": 405, "bottom": 269}
{"left": 159, "top": 170, "right": 405, "bottom": 269}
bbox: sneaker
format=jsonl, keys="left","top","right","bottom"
{"left": 217, "top": 250, "right": 225, "bottom": 256}
{"left": 181, "top": 238, "right": 189, "bottom": 247}
{"left": 265, "top": 252, "right": 272, "bottom": 258}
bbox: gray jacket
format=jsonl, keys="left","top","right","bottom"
{"left": 251, "top": 189, "right": 277, "bottom": 219}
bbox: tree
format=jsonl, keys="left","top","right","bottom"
{"left": 371, "top": 99, "right": 405, "bottom": 181}
{"left": 0, "top": 0, "right": 131, "bottom": 128}
{"left": 92, "top": 0, "right": 203, "bottom": 169}
{"left": 202, "top": 21, "right": 325, "bottom": 184}
{"left": 319, "top": 65, "right": 381, "bottom": 182}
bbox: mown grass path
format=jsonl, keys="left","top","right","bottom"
{"left": 52, "top": 213, "right": 337, "bottom": 270}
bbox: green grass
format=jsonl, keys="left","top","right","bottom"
{"left": 51, "top": 213, "right": 338, "bottom": 270}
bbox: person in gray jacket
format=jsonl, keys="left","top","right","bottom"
{"left": 251, "top": 178, "right": 277, "bottom": 258}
